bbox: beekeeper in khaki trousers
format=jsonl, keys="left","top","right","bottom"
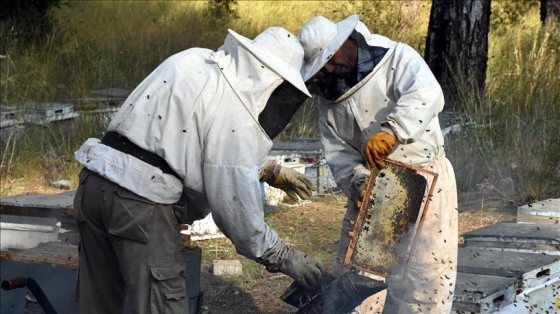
{"left": 297, "top": 14, "right": 458, "bottom": 313}
{"left": 73, "top": 26, "right": 323, "bottom": 313}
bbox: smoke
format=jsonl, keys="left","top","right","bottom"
{"left": 281, "top": 267, "right": 387, "bottom": 314}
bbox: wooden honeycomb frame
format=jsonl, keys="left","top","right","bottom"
{"left": 343, "top": 159, "right": 438, "bottom": 279}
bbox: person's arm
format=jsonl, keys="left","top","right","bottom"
{"left": 203, "top": 103, "right": 322, "bottom": 289}
{"left": 319, "top": 105, "right": 370, "bottom": 202}
{"left": 364, "top": 44, "right": 443, "bottom": 169}
{"left": 381, "top": 44, "right": 444, "bottom": 144}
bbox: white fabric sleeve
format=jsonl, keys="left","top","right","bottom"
{"left": 319, "top": 108, "right": 370, "bottom": 200}
{"left": 383, "top": 44, "right": 445, "bottom": 144}
{"left": 204, "top": 163, "right": 281, "bottom": 260}
{"left": 202, "top": 104, "right": 282, "bottom": 262}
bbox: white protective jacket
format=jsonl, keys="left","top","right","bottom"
{"left": 318, "top": 25, "right": 457, "bottom": 313}
{"left": 75, "top": 34, "right": 285, "bottom": 262}
{"left": 319, "top": 31, "right": 446, "bottom": 200}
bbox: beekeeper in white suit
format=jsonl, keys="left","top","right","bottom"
{"left": 298, "top": 15, "right": 458, "bottom": 313}
{"left": 73, "top": 26, "right": 323, "bottom": 314}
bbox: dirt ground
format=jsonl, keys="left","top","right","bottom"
{"left": 0, "top": 180, "right": 518, "bottom": 314}
{"left": 193, "top": 191, "right": 518, "bottom": 314}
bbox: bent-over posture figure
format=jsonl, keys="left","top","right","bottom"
{"left": 74, "top": 26, "right": 323, "bottom": 313}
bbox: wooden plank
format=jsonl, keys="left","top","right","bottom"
{"left": 463, "top": 222, "right": 560, "bottom": 242}
{"left": 517, "top": 198, "right": 560, "bottom": 225}
{"left": 0, "top": 191, "right": 75, "bottom": 210}
{"left": 463, "top": 240, "right": 560, "bottom": 255}
{"left": 517, "top": 213, "right": 560, "bottom": 224}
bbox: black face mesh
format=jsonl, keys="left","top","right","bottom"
{"left": 258, "top": 82, "right": 307, "bottom": 140}
{"left": 347, "top": 160, "right": 435, "bottom": 278}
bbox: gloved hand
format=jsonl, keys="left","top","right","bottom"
{"left": 270, "top": 166, "right": 316, "bottom": 202}
{"left": 276, "top": 245, "right": 324, "bottom": 290}
{"left": 351, "top": 180, "right": 368, "bottom": 210}
{"left": 363, "top": 131, "right": 396, "bottom": 169}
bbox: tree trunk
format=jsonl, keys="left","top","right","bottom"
{"left": 424, "top": 0, "right": 491, "bottom": 111}
{"left": 541, "top": 0, "right": 560, "bottom": 25}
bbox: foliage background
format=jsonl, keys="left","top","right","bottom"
{"left": 1, "top": 0, "right": 559, "bottom": 204}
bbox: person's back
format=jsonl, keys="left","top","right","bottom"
{"left": 74, "top": 26, "right": 324, "bottom": 314}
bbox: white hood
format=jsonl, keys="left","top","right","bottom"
{"left": 214, "top": 33, "right": 283, "bottom": 117}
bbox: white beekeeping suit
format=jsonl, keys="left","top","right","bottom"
{"left": 77, "top": 27, "right": 308, "bottom": 257}
{"left": 298, "top": 15, "right": 458, "bottom": 313}
{"left": 74, "top": 26, "right": 322, "bottom": 314}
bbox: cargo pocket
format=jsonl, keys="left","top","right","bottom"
{"left": 109, "top": 188, "right": 155, "bottom": 243}
{"left": 172, "top": 197, "right": 189, "bottom": 224}
{"left": 150, "top": 264, "right": 187, "bottom": 313}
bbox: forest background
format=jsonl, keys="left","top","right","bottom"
{"left": 0, "top": 0, "right": 558, "bottom": 209}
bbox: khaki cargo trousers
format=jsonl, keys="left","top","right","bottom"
{"left": 74, "top": 169, "right": 188, "bottom": 314}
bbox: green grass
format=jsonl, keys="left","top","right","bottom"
{"left": 1, "top": 1, "right": 558, "bottom": 203}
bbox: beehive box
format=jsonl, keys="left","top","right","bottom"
{"left": 517, "top": 198, "right": 560, "bottom": 224}
{"left": 457, "top": 247, "right": 560, "bottom": 292}
{"left": 452, "top": 273, "right": 517, "bottom": 313}
{"left": 304, "top": 159, "right": 338, "bottom": 194}
{"left": 494, "top": 276, "right": 560, "bottom": 314}
{"left": 0, "top": 215, "right": 61, "bottom": 251}
{"left": 268, "top": 138, "right": 323, "bottom": 161}
{"left": 267, "top": 138, "right": 338, "bottom": 194}
{"left": 462, "top": 222, "right": 560, "bottom": 255}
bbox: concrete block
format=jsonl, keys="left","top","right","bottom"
{"left": 212, "top": 259, "right": 242, "bottom": 276}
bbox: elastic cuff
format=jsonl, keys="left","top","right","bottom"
{"left": 255, "top": 241, "right": 286, "bottom": 272}
{"left": 259, "top": 161, "right": 281, "bottom": 183}
{"left": 380, "top": 126, "right": 395, "bottom": 138}
{"left": 265, "top": 163, "right": 282, "bottom": 185}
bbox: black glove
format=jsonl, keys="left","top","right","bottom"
{"left": 350, "top": 177, "right": 369, "bottom": 210}
{"left": 266, "top": 245, "right": 323, "bottom": 290}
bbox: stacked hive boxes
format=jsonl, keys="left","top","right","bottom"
{"left": 453, "top": 219, "right": 560, "bottom": 313}
{"left": 268, "top": 138, "right": 338, "bottom": 195}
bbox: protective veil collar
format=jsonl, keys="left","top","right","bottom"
{"left": 212, "top": 34, "right": 283, "bottom": 118}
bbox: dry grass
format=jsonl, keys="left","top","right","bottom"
{"left": 194, "top": 195, "right": 346, "bottom": 313}
{"left": 0, "top": 176, "right": 64, "bottom": 197}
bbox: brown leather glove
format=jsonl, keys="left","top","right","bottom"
{"left": 269, "top": 166, "right": 316, "bottom": 201}
{"left": 363, "top": 131, "right": 396, "bottom": 169}
{"left": 351, "top": 180, "right": 368, "bottom": 210}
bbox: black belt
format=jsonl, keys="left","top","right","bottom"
{"left": 101, "top": 132, "right": 181, "bottom": 181}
